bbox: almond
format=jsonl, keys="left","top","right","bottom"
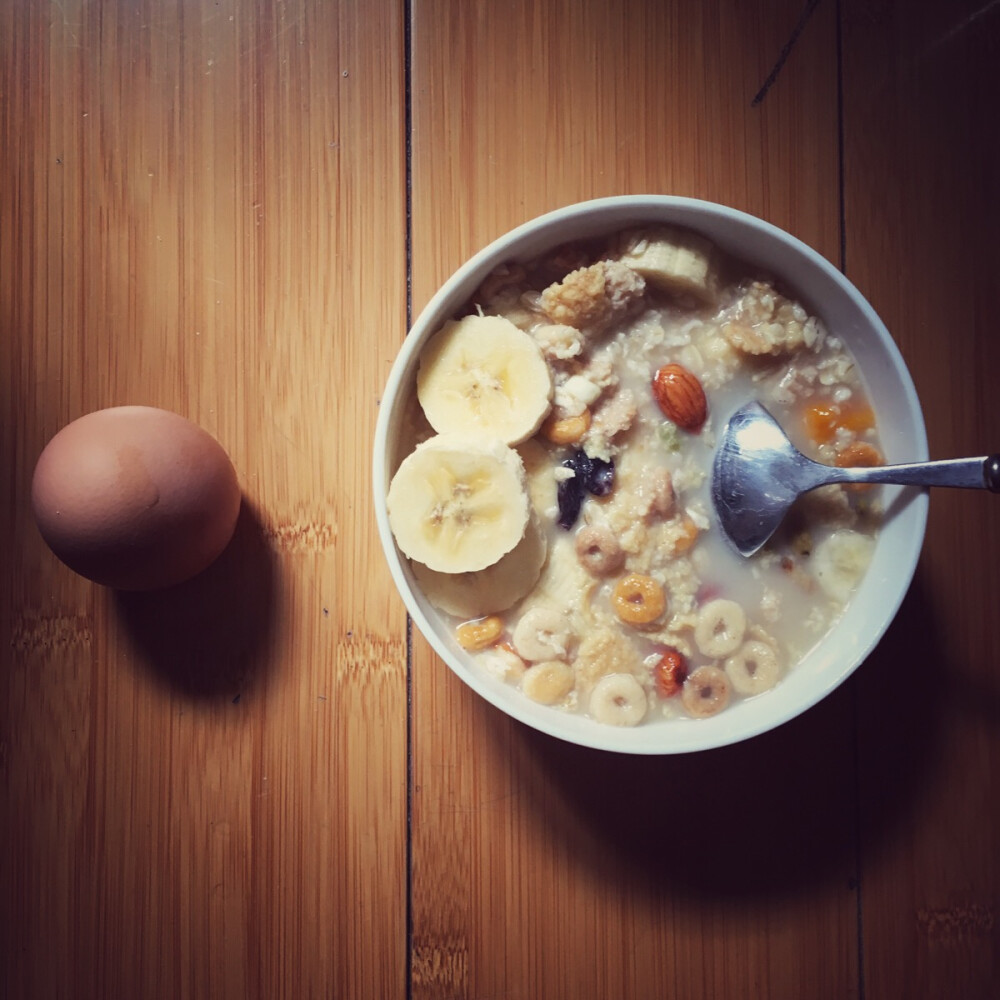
{"left": 651, "top": 363, "right": 707, "bottom": 431}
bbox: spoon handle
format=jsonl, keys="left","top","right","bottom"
{"left": 835, "top": 455, "right": 1000, "bottom": 491}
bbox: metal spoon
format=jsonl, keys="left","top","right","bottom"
{"left": 711, "top": 401, "right": 1000, "bottom": 557}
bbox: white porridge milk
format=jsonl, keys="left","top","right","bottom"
{"left": 386, "top": 226, "right": 884, "bottom": 726}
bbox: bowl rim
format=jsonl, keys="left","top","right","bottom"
{"left": 373, "top": 194, "right": 929, "bottom": 754}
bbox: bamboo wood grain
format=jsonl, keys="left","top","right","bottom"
{"left": 4, "top": 0, "right": 998, "bottom": 997}
{"left": 409, "top": 2, "right": 857, "bottom": 997}
{"left": 1, "top": 2, "right": 407, "bottom": 998}
{"left": 842, "top": 1, "right": 1000, "bottom": 996}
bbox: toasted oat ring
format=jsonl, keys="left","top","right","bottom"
{"left": 611, "top": 573, "right": 667, "bottom": 625}
{"left": 694, "top": 598, "right": 746, "bottom": 657}
{"left": 724, "top": 640, "right": 781, "bottom": 696}
{"left": 681, "top": 665, "right": 731, "bottom": 718}
{"left": 575, "top": 524, "right": 625, "bottom": 576}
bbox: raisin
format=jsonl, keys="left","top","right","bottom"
{"left": 556, "top": 451, "right": 616, "bottom": 529}
{"left": 557, "top": 473, "right": 584, "bottom": 529}
{"left": 586, "top": 456, "right": 615, "bottom": 496}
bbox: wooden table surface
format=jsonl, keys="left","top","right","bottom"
{"left": 2, "top": 1, "right": 998, "bottom": 997}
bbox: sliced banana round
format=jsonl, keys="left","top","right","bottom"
{"left": 517, "top": 437, "right": 558, "bottom": 518}
{"left": 588, "top": 673, "right": 648, "bottom": 726}
{"left": 681, "top": 665, "right": 731, "bottom": 718}
{"left": 387, "top": 433, "right": 529, "bottom": 574}
{"left": 531, "top": 531, "right": 596, "bottom": 617}
{"left": 616, "top": 226, "right": 718, "bottom": 302}
{"left": 812, "top": 529, "right": 875, "bottom": 603}
{"left": 521, "top": 660, "right": 575, "bottom": 705}
{"left": 411, "top": 513, "right": 547, "bottom": 619}
{"left": 724, "top": 640, "right": 782, "bottom": 696}
{"left": 417, "top": 314, "right": 553, "bottom": 445}
{"left": 512, "top": 606, "right": 574, "bottom": 662}
{"left": 693, "top": 598, "right": 747, "bottom": 657}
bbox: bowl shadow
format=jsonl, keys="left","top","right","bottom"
{"left": 486, "top": 579, "right": 943, "bottom": 903}
{"left": 852, "top": 568, "right": 981, "bottom": 858}
{"left": 114, "top": 498, "right": 280, "bottom": 700}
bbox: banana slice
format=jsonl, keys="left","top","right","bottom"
{"left": 530, "top": 532, "right": 596, "bottom": 624}
{"left": 617, "top": 226, "right": 718, "bottom": 302}
{"left": 417, "top": 314, "right": 553, "bottom": 445}
{"left": 387, "top": 434, "right": 529, "bottom": 573}
{"left": 516, "top": 437, "right": 558, "bottom": 519}
{"left": 812, "top": 529, "right": 875, "bottom": 603}
{"left": 411, "top": 514, "right": 547, "bottom": 619}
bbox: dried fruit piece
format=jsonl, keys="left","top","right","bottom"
{"left": 556, "top": 474, "right": 585, "bottom": 530}
{"left": 835, "top": 440, "right": 884, "bottom": 492}
{"left": 652, "top": 363, "right": 707, "bottom": 432}
{"left": 803, "top": 401, "right": 841, "bottom": 444}
{"left": 803, "top": 400, "right": 876, "bottom": 445}
{"left": 584, "top": 456, "right": 616, "bottom": 496}
{"left": 556, "top": 450, "right": 616, "bottom": 529}
{"left": 653, "top": 648, "right": 688, "bottom": 697}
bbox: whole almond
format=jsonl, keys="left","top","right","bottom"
{"left": 652, "top": 363, "right": 707, "bottom": 431}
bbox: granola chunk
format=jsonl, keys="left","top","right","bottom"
{"left": 541, "top": 260, "right": 646, "bottom": 332}
{"left": 722, "top": 280, "right": 819, "bottom": 356}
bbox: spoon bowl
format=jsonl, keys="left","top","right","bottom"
{"left": 713, "top": 401, "right": 1000, "bottom": 556}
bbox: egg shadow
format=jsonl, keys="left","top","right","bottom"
{"left": 486, "top": 581, "right": 942, "bottom": 903}
{"left": 114, "top": 498, "right": 279, "bottom": 699}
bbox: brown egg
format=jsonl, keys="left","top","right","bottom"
{"left": 31, "top": 406, "right": 242, "bottom": 590}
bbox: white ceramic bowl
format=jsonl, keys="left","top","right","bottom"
{"left": 373, "top": 195, "right": 928, "bottom": 754}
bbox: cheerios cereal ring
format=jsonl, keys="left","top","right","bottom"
{"left": 575, "top": 524, "right": 625, "bottom": 576}
{"left": 611, "top": 573, "right": 667, "bottom": 625}
{"left": 724, "top": 639, "right": 781, "bottom": 696}
{"left": 681, "top": 665, "right": 731, "bottom": 718}
{"left": 694, "top": 598, "right": 746, "bottom": 657}
{"left": 589, "top": 673, "right": 647, "bottom": 726}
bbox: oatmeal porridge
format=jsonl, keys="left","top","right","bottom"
{"left": 386, "top": 225, "right": 884, "bottom": 726}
